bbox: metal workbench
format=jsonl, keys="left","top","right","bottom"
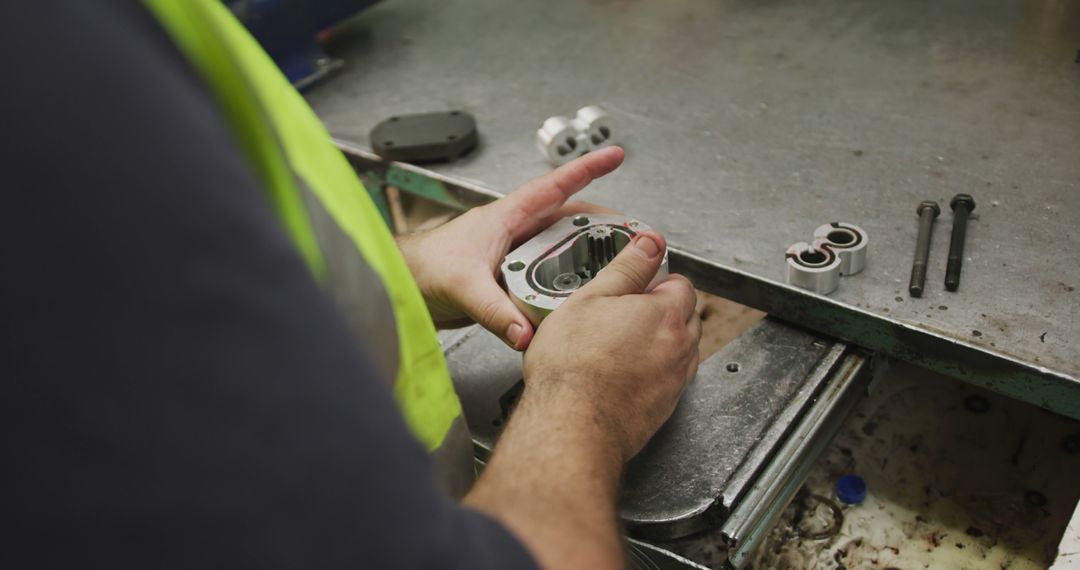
{"left": 306, "top": 0, "right": 1080, "bottom": 416}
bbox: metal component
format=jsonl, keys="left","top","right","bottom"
{"left": 621, "top": 321, "right": 847, "bottom": 540}
{"left": 535, "top": 116, "right": 585, "bottom": 165}
{"left": 502, "top": 214, "right": 668, "bottom": 325}
{"left": 535, "top": 105, "right": 615, "bottom": 165}
{"left": 552, "top": 272, "right": 582, "bottom": 291}
{"left": 813, "top": 222, "right": 868, "bottom": 276}
{"left": 318, "top": 0, "right": 1080, "bottom": 417}
{"left": 722, "top": 351, "right": 871, "bottom": 569}
{"left": 945, "top": 193, "right": 976, "bottom": 292}
{"left": 443, "top": 319, "right": 864, "bottom": 547}
{"left": 575, "top": 105, "right": 615, "bottom": 148}
{"left": 785, "top": 242, "right": 841, "bottom": 295}
{"left": 908, "top": 201, "right": 941, "bottom": 298}
{"left": 627, "top": 538, "right": 710, "bottom": 570}
{"left": 335, "top": 142, "right": 1080, "bottom": 420}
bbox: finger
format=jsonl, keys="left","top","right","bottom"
{"left": 508, "top": 201, "right": 621, "bottom": 249}
{"left": 648, "top": 275, "right": 697, "bottom": 322}
{"left": 686, "top": 346, "right": 701, "bottom": 383}
{"left": 533, "top": 200, "right": 620, "bottom": 232}
{"left": 458, "top": 278, "right": 535, "bottom": 350}
{"left": 577, "top": 231, "right": 666, "bottom": 298}
{"left": 553, "top": 200, "right": 620, "bottom": 218}
{"left": 686, "top": 313, "right": 702, "bottom": 382}
{"left": 498, "top": 147, "right": 625, "bottom": 242}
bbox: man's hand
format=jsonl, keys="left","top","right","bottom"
{"left": 523, "top": 230, "right": 701, "bottom": 461}
{"left": 465, "top": 232, "right": 702, "bottom": 569}
{"left": 396, "top": 147, "right": 625, "bottom": 350}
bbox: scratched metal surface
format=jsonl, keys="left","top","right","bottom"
{"left": 443, "top": 320, "right": 846, "bottom": 539}
{"left": 622, "top": 319, "right": 841, "bottom": 539}
{"left": 307, "top": 0, "right": 1080, "bottom": 395}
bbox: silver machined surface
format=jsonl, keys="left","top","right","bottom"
{"left": 443, "top": 320, "right": 857, "bottom": 541}
{"left": 502, "top": 214, "right": 668, "bottom": 325}
{"left": 721, "top": 352, "right": 871, "bottom": 568}
{"left": 622, "top": 320, "right": 847, "bottom": 540}
{"left": 535, "top": 105, "right": 616, "bottom": 165}
{"left": 310, "top": 0, "right": 1080, "bottom": 412}
{"left": 813, "top": 222, "right": 868, "bottom": 276}
{"left": 785, "top": 242, "right": 841, "bottom": 295}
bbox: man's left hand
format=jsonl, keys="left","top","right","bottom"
{"left": 396, "top": 146, "right": 625, "bottom": 350}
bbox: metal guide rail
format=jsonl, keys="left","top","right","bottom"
{"left": 443, "top": 319, "right": 871, "bottom": 568}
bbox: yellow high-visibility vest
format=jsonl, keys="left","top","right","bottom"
{"left": 144, "top": 0, "right": 463, "bottom": 456}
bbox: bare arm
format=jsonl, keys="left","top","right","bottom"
{"left": 464, "top": 233, "right": 702, "bottom": 568}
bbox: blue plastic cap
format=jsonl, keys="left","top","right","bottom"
{"left": 836, "top": 474, "right": 867, "bottom": 505}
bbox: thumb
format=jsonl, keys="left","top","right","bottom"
{"left": 578, "top": 231, "right": 666, "bottom": 298}
{"left": 459, "top": 278, "right": 535, "bottom": 350}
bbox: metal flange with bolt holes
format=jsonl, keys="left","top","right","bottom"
{"left": 785, "top": 242, "right": 841, "bottom": 295}
{"left": 502, "top": 214, "right": 668, "bottom": 325}
{"left": 535, "top": 105, "right": 615, "bottom": 165}
{"left": 813, "top": 222, "right": 868, "bottom": 276}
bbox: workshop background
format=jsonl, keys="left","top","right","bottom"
{"left": 232, "top": 0, "right": 1080, "bottom": 567}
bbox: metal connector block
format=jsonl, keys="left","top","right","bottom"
{"left": 502, "top": 214, "right": 668, "bottom": 325}
{"left": 785, "top": 242, "right": 841, "bottom": 295}
{"left": 535, "top": 105, "right": 615, "bottom": 165}
{"left": 813, "top": 222, "right": 868, "bottom": 276}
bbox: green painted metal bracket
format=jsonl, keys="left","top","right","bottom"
{"left": 385, "top": 166, "right": 470, "bottom": 211}
{"left": 358, "top": 170, "right": 392, "bottom": 228}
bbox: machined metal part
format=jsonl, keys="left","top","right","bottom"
{"left": 909, "top": 201, "right": 941, "bottom": 297}
{"left": 813, "top": 222, "right": 868, "bottom": 276}
{"left": 443, "top": 318, "right": 867, "bottom": 568}
{"left": 621, "top": 320, "right": 848, "bottom": 540}
{"left": 502, "top": 214, "right": 668, "bottom": 325}
{"left": 722, "top": 351, "right": 871, "bottom": 569}
{"left": 785, "top": 242, "right": 841, "bottom": 295}
{"left": 945, "top": 193, "right": 976, "bottom": 292}
{"left": 627, "top": 538, "right": 710, "bottom": 570}
{"left": 535, "top": 105, "right": 616, "bottom": 165}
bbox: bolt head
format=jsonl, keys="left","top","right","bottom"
{"left": 950, "top": 193, "right": 976, "bottom": 212}
{"left": 916, "top": 201, "right": 941, "bottom": 217}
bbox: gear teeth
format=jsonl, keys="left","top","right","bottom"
{"left": 586, "top": 226, "right": 616, "bottom": 274}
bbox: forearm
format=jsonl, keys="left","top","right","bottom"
{"left": 463, "top": 382, "right": 627, "bottom": 569}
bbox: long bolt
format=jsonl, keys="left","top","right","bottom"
{"left": 908, "top": 201, "right": 940, "bottom": 297}
{"left": 944, "top": 193, "right": 976, "bottom": 292}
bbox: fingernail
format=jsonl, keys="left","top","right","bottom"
{"left": 634, "top": 235, "right": 661, "bottom": 259}
{"left": 506, "top": 323, "right": 524, "bottom": 348}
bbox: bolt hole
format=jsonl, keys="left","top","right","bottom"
{"left": 556, "top": 136, "right": 578, "bottom": 156}
{"left": 525, "top": 294, "right": 537, "bottom": 301}
{"left": 389, "top": 117, "right": 400, "bottom": 122}
{"left": 573, "top": 216, "right": 590, "bottom": 227}
{"left": 726, "top": 362, "right": 740, "bottom": 373}
{"left": 799, "top": 249, "right": 828, "bottom": 265}
{"left": 450, "top": 111, "right": 460, "bottom": 116}
{"left": 383, "top": 141, "right": 394, "bottom": 146}
{"left": 447, "top": 134, "right": 457, "bottom": 141}
{"left": 827, "top": 230, "right": 855, "bottom": 245}
{"left": 507, "top": 260, "right": 526, "bottom": 272}
{"left": 590, "top": 126, "right": 611, "bottom": 145}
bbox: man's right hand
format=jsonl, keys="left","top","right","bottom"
{"left": 523, "top": 230, "right": 702, "bottom": 462}
{"left": 465, "top": 230, "right": 701, "bottom": 569}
